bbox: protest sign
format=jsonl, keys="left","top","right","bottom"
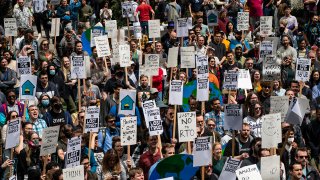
{"left": 121, "top": 1, "right": 133, "bottom": 18}
{"left": 4, "top": 18, "right": 17, "bottom": 36}
{"left": 224, "top": 104, "right": 243, "bottom": 130}
{"left": 65, "top": 136, "right": 82, "bottom": 168}
{"left": 270, "top": 96, "right": 289, "bottom": 121}
{"left": 207, "top": 10, "right": 218, "bottom": 26}
{"left": 237, "top": 69, "right": 252, "bottom": 89}
{"left": 148, "top": 20, "right": 161, "bottom": 38}
{"left": 193, "top": 136, "right": 212, "bottom": 167}
{"left": 237, "top": 12, "right": 249, "bottom": 31}
{"left": 111, "top": 41, "right": 120, "bottom": 64}
{"left": 178, "top": 112, "right": 197, "bottom": 142}
{"left": 71, "top": 56, "right": 86, "bottom": 79}
{"left": 40, "top": 126, "right": 60, "bottom": 156}
{"left": 169, "top": 80, "right": 183, "bottom": 105}
{"left": 5, "top": 118, "right": 20, "bottom": 149}
{"left": 142, "top": 100, "right": 156, "bottom": 128}
{"left": 180, "top": 46, "right": 195, "bottom": 68}
{"left": 20, "top": 75, "right": 37, "bottom": 100}
{"left": 91, "top": 28, "right": 104, "bottom": 47}
{"left": 85, "top": 106, "right": 100, "bottom": 133}
{"left": 147, "top": 107, "right": 163, "bottom": 136}
{"left": 133, "top": 22, "right": 142, "bottom": 39}
{"left": 219, "top": 157, "right": 242, "bottom": 180}
{"left": 197, "top": 78, "right": 209, "bottom": 101}
{"left": 167, "top": 47, "right": 178, "bottom": 68}
{"left": 262, "top": 113, "right": 281, "bottom": 148}
{"left": 295, "top": 58, "right": 311, "bottom": 82}
{"left": 262, "top": 55, "right": 281, "bottom": 81}
{"left": 17, "top": 56, "right": 31, "bottom": 76}
{"left": 119, "top": 44, "right": 131, "bottom": 67}
{"left": 196, "top": 54, "right": 208, "bottom": 78}
{"left": 259, "top": 41, "right": 273, "bottom": 60}
{"left": 105, "top": 20, "right": 117, "bottom": 37}
{"left": 120, "top": 116, "right": 137, "bottom": 146}
{"left": 63, "top": 165, "right": 84, "bottom": 180}
{"left": 176, "top": 18, "right": 188, "bottom": 37}
{"left": 9, "top": 175, "right": 16, "bottom": 180}
{"left": 50, "top": 18, "right": 60, "bottom": 37}
{"left": 144, "top": 54, "right": 159, "bottom": 76}
{"left": 119, "top": 89, "right": 136, "bottom": 115}
{"left": 260, "top": 16, "right": 273, "bottom": 36}
{"left": 94, "top": 35, "right": 111, "bottom": 57}
{"left": 223, "top": 71, "right": 238, "bottom": 90}
{"left": 187, "top": 17, "right": 193, "bottom": 29}
{"left": 261, "top": 155, "right": 280, "bottom": 180}
{"left": 236, "top": 164, "right": 262, "bottom": 180}
{"left": 50, "top": 0, "right": 60, "bottom": 5}
{"left": 286, "top": 98, "right": 309, "bottom": 125}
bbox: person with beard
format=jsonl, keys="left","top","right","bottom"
{"left": 19, "top": 28, "right": 39, "bottom": 61}
{"left": 98, "top": 115, "right": 120, "bottom": 153}
{"left": 234, "top": 45, "right": 246, "bottom": 66}
{"left": 205, "top": 98, "right": 225, "bottom": 136}
{"left": 44, "top": 96, "right": 73, "bottom": 127}
{"left": 163, "top": 31, "right": 179, "bottom": 54}
{"left": 221, "top": 51, "right": 242, "bottom": 73}
{"left": 294, "top": 147, "right": 320, "bottom": 179}
{"left": 257, "top": 81, "right": 273, "bottom": 114}
{"left": 161, "top": 106, "right": 177, "bottom": 144}
{"left": 277, "top": 35, "right": 297, "bottom": 64}
{"left": 0, "top": 58, "right": 17, "bottom": 92}
{"left": 0, "top": 89, "right": 25, "bottom": 126}
{"left": 240, "top": 137, "right": 262, "bottom": 167}
{"left": 209, "top": 31, "right": 226, "bottom": 62}
{"left": 58, "top": 29, "right": 81, "bottom": 58}
{"left": 196, "top": 112, "right": 212, "bottom": 137}
{"left": 36, "top": 71, "right": 60, "bottom": 100}
{"left": 281, "top": 55, "right": 295, "bottom": 88}
{"left": 229, "top": 31, "right": 251, "bottom": 55}
{"left": 2, "top": 50, "right": 16, "bottom": 72}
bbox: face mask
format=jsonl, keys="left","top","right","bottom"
{"left": 287, "top": 137, "right": 294, "bottom": 144}
{"left": 41, "top": 99, "right": 50, "bottom": 107}
{"left": 49, "top": 70, "right": 56, "bottom": 75}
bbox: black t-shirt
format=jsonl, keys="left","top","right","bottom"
{"left": 239, "top": 138, "right": 251, "bottom": 154}
{"left": 50, "top": 110, "right": 66, "bottom": 126}
{"left": 188, "top": 0, "right": 203, "bottom": 12}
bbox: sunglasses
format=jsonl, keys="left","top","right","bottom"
{"left": 298, "top": 155, "right": 308, "bottom": 159}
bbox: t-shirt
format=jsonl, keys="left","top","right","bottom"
{"left": 136, "top": 4, "right": 153, "bottom": 22}
{"left": 188, "top": 0, "right": 204, "bottom": 12}
{"left": 50, "top": 110, "right": 67, "bottom": 126}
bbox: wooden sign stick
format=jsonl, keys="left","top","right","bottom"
{"left": 78, "top": 79, "right": 81, "bottom": 112}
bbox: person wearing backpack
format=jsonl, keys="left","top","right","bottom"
{"left": 165, "top": 0, "right": 181, "bottom": 23}
{"left": 97, "top": 115, "right": 120, "bottom": 153}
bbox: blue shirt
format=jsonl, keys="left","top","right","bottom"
{"left": 205, "top": 111, "right": 225, "bottom": 136}
{"left": 97, "top": 127, "right": 120, "bottom": 153}
{"left": 230, "top": 39, "right": 251, "bottom": 52}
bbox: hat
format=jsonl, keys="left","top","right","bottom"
{"left": 150, "top": 88, "right": 159, "bottom": 94}
{"left": 235, "top": 44, "right": 242, "bottom": 49}
{"left": 168, "top": 21, "right": 175, "bottom": 29}
{"left": 25, "top": 28, "right": 34, "bottom": 34}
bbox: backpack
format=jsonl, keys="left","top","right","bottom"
{"left": 167, "top": 2, "right": 179, "bottom": 22}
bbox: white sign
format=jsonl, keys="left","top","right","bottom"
{"left": 180, "top": 47, "right": 195, "bottom": 68}
{"left": 260, "top": 16, "right": 273, "bottom": 36}
{"left": 237, "top": 12, "right": 249, "bottom": 31}
{"left": 178, "top": 112, "right": 197, "bottom": 142}
{"left": 65, "top": 136, "right": 82, "bottom": 168}
{"left": 236, "top": 164, "right": 262, "bottom": 180}
{"left": 111, "top": 41, "right": 120, "bottom": 64}
{"left": 50, "top": 18, "right": 60, "bottom": 37}
{"left": 9, "top": 175, "right": 16, "bottom": 180}
{"left": 91, "top": 29, "right": 104, "bottom": 47}
{"left": 237, "top": 69, "right": 252, "bottom": 89}
{"left": 105, "top": 20, "right": 117, "bottom": 37}
{"left": 133, "top": 22, "right": 142, "bottom": 39}
{"left": 71, "top": 56, "right": 86, "bottom": 79}
{"left": 176, "top": 18, "right": 188, "bottom": 37}
{"left": 17, "top": 56, "right": 31, "bottom": 76}
{"left": 5, "top": 118, "right": 21, "bottom": 149}
{"left": 120, "top": 116, "right": 137, "bottom": 146}
{"left": 121, "top": 1, "right": 134, "bottom": 18}
{"left": 196, "top": 54, "right": 208, "bottom": 79}
{"left": 142, "top": 100, "right": 156, "bottom": 128}
{"left": 148, "top": 20, "right": 161, "bottom": 38}
{"left": 144, "top": 54, "right": 159, "bottom": 76}
{"left": 50, "top": 0, "right": 60, "bottom": 5}
{"left": 4, "top": 18, "right": 17, "bottom": 36}
{"left": 119, "top": 44, "right": 131, "bottom": 67}
{"left": 193, "top": 136, "right": 212, "bottom": 167}
{"left": 262, "top": 55, "right": 281, "bottom": 81}
{"left": 197, "top": 78, "right": 209, "bottom": 101}
{"left": 20, "top": 75, "right": 37, "bottom": 100}
{"left": 286, "top": 98, "right": 309, "bottom": 125}
{"left": 260, "top": 41, "right": 273, "bottom": 60}
{"left": 270, "top": 96, "right": 289, "bottom": 121}
{"left": 119, "top": 89, "right": 136, "bottom": 115}
{"left": 63, "top": 165, "right": 84, "bottom": 180}
{"left": 262, "top": 113, "right": 281, "bottom": 148}
{"left": 169, "top": 80, "right": 183, "bottom": 105}
{"left": 147, "top": 107, "right": 163, "bottom": 136}
{"left": 223, "top": 71, "right": 238, "bottom": 90}
{"left": 295, "top": 58, "right": 311, "bottom": 82}
{"left": 219, "top": 157, "right": 242, "bottom": 180}
{"left": 224, "top": 104, "right": 243, "bottom": 130}
{"left": 261, "top": 155, "right": 280, "bottom": 180}
{"left": 40, "top": 126, "right": 60, "bottom": 156}
{"left": 167, "top": 47, "right": 178, "bottom": 68}
{"left": 85, "top": 106, "right": 100, "bottom": 133}
{"left": 94, "top": 35, "right": 111, "bottom": 57}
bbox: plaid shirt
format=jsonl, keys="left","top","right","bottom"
{"left": 32, "top": 118, "right": 48, "bottom": 138}
{"left": 205, "top": 111, "right": 225, "bottom": 136}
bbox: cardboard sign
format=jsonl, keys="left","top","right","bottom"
{"left": 259, "top": 41, "right": 273, "bottom": 60}
{"left": 144, "top": 54, "right": 159, "bottom": 76}
{"left": 180, "top": 46, "right": 195, "bottom": 68}
{"left": 148, "top": 20, "right": 161, "bottom": 38}
{"left": 71, "top": 56, "right": 86, "bottom": 79}
{"left": 4, "top": 18, "right": 17, "bottom": 36}
{"left": 40, "top": 126, "right": 60, "bottom": 156}
{"left": 119, "top": 89, "right": 136, "bottom": 115}
{"left": 207, "top": 10, "right": 218, "bottom": 26}
{"left": 260, "top": 16, "right": 273, "bottom": 36}
{"left": 120, "top": 116, "right": 137, "bottom": 146}
{"left": 94, "top": 35, "right": 111, "bottom": 57}
{"left": 66, "top": 136, "right": 81, "bottom": 168}
{"left": 262, "top": 113, "right": 281, "bottom": 148}
{"left": 119, "top": 44, "right": 131, "bottom": 67}
{"left": 286, "top": 98, "right": 309, "bottom": 125}
{"left": 169, "top": 80, "right": 183, "bottom": 105}
{"left": 17, "top": 56, "right": 31, "bottom": 76}
{"left": 236, "top": 164, "right": 262, "bottom": 180}
{"left": 111, "top": 41, "right": 120, "bottom": 64}
{"left": 5, "top": 118, "right": 21, "bottom": 149}
{"left": 167, "top": 47, "right": 178, "bottom": 68}
{"left": 50, "top": 18, "right": 60, "bottom": 37}
{"left": 91, "top": 28, "right": 104, "bottom": 47}
{"left": 85, "top": 106, "right": 100, "bottom": 133}
{"left": 237, "top": 12, "right": 249, "bottom": 31}
{"left": 176, "top": 18, "right": 188, "bottom": 37}
{"left": 270, "top": 96, "right": 289, "bottom": 121}
{"left": 237, "top": 69, "right": 252, "bottom": 89}
{"left": 178, "top": 112, "right": 197, "bottom": 142}
{"left": 295, "top": 58, "right": 311, "bottom": 82}
{"left": 197, "top": 78, "right": 209, "bottom": 101}
{"left": 219, "top": 157, "right": 242, "bottom": 180}
{"left": 121, "top": 1, "right": 133, "bottom": 18}
{"left": 261, "top": 155, "right": 280, "bottom": 180}
{"left": 63, "top": 165, "right": 84, "bottom": 180}
{"left": 224, "top": 104, "right": 243, "bottom": 130}
{"left": 262, "top": 55, "right": 281, "bottom": 81}
{"left": 20, "top": 75, "right": 37, "bottom": 100}
{"left": 193, "top": 136, "right": 212, "bottom": 167}
{"left": 133, "top": 22, "right": 142, "bottom": 39}
{"left": 147, "top": 107, "right": 163, "bottom": 136}
{"left": 196, "top": 54, "right": 208, "bottom": 78}
{"left": 223, "top": 71, "right": 238, "bottom": 90}
{"left": 105, "top": 20, "right": 117, "bottom": 37}
{"left": 142, "top": 100, "right": 156, "bottom": 128}
{"left": 187, "top": 17, "right": 193, "bottom": 29}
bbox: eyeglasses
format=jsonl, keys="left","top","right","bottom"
{"left": 255, "top": 107, "right": 261, "bottom": 110}
{"left": 42, "top": 43, "right": 49, "bottom": 46}
{"left": 298, "top": 155, "right": 308, "bottom": 159}
{"left": 11, "top": 115, "right": 17, "bottom": 119}
{"left": 8, "top": 95, "right": 16, "bottom": 99}
{"left": 208, "top": 124, "right": 216, "bottom": 127}
{"left": 263, "top": 86, "right": 271, "bottom": 89}
{"left": 108, "top": 120, "right": 115, "bottom": 123}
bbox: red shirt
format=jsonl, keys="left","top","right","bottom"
{"left": 152, "top": 68, "right": 163, "bottom": 92}
{"left": 138, "top": 149, "right": 161, "bottom": 180}
{"left": 136, "top": 3, "right": 153, "bottom": 22}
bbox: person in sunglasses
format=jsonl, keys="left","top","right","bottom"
{"left": 257, "top": 81, "right": 274, "bottom": 114}
{"left": 0, "top": 89, "right": 25, "bottom": 126}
